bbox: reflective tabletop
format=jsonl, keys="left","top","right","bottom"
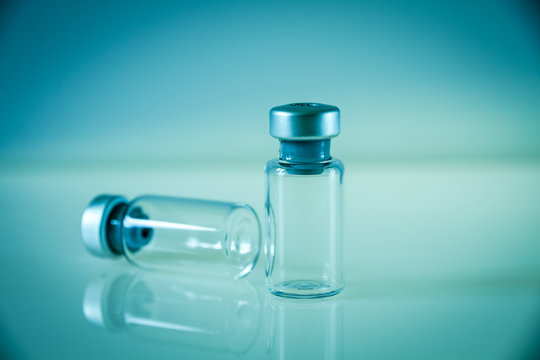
{"left": 1, "top": 161, "right": 539, "bottom": 359}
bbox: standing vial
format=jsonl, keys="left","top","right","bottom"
{"left": 265, "top": 103, "right": 344, "bottom": 298}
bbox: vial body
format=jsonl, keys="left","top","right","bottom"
{"left": 265, "top": 158, "right": 344, "bottom": 298}
{"left": 121, "top": 196, "right": 260, "bottom": 279}
{"left": 82, "top": 194, "right": 261, "bottom": 279}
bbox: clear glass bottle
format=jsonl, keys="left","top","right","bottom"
{"left": 81, "top": 194, "right": 260, "bottom": 279}
{"left": 265, "top": 103, "right": 344, "bottom": 298}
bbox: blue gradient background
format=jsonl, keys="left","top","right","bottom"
{"left": 1, "top": 0, "right": 539, "bottom": 163}
{"left": 1, "top": 1, "right": 540, "bottom": 359}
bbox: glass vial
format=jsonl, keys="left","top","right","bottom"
{"left": 81, "top": 194, "right": 261, "bottom": 279}
{"left": 265, "top": 103, "right": 344, "bottom": 298}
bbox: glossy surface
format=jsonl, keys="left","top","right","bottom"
{"left": 1, "top": 161, "right": 540, "bottom": 359}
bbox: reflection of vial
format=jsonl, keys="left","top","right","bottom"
{"left": 265, "top": 295, "right": 343, "bottom": 359}
{"left": 81, "top": 195, "right": 260, "bottom": 279}
{"left": 83, "top": 270, "right": 261, "bottom": 353}
{"left": 265, "top": 103, "right": 344, "bottom": 298}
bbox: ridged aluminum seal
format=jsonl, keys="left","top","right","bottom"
{"left": 81, "top": 194, "right": 127, "bottom": 258}
{"left": 269, "top": 103, "right": 340, "bottom": 140}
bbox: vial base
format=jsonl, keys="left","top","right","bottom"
{"left": 269, "top": 280, "right": 343, "bottom": 299}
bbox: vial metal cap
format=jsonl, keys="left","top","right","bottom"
{"left": 269, "top": 103, "right": 340, "bottom": 140}
{"left": 81, "top": 194, "right": 128, "bottom": 258}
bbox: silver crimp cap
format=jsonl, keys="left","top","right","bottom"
{"left": 81, "top": 194, "right": 127, "bottom": 258}
{"left": 269, "top": 102, "right": 340, "bottom": 140}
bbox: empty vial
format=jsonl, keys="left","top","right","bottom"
{"left": 265, "top": 103, "right": 344, "bottom": 298}
{"left": 81, "top": 194, "right": 261, "bottom": 279}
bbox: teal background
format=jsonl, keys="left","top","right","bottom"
{"left": 1, "top": 1, "right": 540, "bottom": 359}
{"left": 1, "top": 0, "right": 539, "bottom": 163}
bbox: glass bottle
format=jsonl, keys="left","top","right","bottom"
{"left": 81, "top": 194, "right": 261, "bottom": 279}
{"left": 265, "top": 103, "right": 344, "bottom": 298}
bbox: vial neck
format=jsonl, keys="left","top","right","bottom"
{"left": 106, "top": 203, "right": 128, "bottom": 255}
{"left": 279, "top": 140, "right": 331, "bottom": 163}
{"left": 106, "top": 203, "right": 153, "bottom": 254}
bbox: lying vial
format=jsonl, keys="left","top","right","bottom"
{"left": 265, "top": 103, "right": 344, "bottom": 298}
{"left": 81, "top": 194, "right": 261, "bottom": 279}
